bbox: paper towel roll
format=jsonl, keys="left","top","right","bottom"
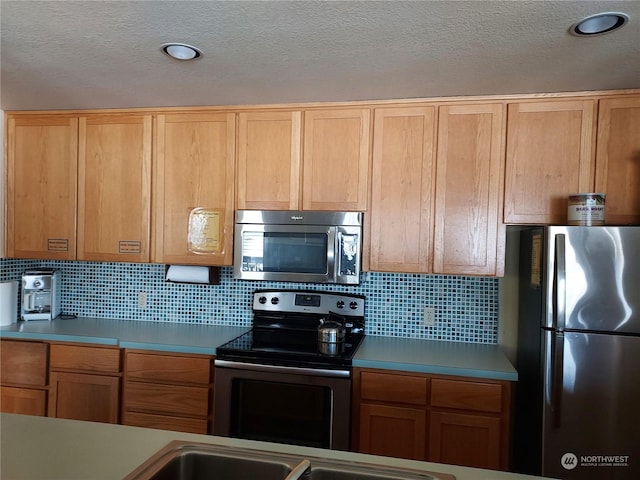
{"left": 165, "top": 265, "right": 214, "bottom": 284}
{"left": 0, "top": 280, "right": 19, "bottom": 326}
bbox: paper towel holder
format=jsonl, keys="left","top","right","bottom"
{"left": 164, "top": 265, "right": 220, "bottom": 285}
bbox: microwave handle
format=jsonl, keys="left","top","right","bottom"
{"left": 336, "top": 230, "right": 359, "bottom": 278}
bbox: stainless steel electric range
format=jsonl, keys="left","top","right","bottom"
{"left": 213, "top": 289, "right": 366, "bottom": 451}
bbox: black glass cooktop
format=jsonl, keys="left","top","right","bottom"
{"left": 217, "top": 290, "right": 366, "bottom": 370}
{"left": 216, "top": 328, "right": 365, "bottom": 370}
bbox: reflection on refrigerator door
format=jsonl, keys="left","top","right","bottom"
{"left": 542, "top": 331, "right": 640, "bottom": 479}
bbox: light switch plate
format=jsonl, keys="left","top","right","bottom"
{"left": 137, "top": 292, "right": 148, "bottom": 309}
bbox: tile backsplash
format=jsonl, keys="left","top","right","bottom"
{"left": 0, "top": 259, "right": 499, "bottom": 343}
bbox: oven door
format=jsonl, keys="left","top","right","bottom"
{"left": 233, "top": 224, "right": 336, "bottom": 283}
{"left": 213, "top": 360, "right": 351, "bottom": 451}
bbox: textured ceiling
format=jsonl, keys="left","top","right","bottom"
{"left": 1, "top": 0, "right": 639, "bottom": 111}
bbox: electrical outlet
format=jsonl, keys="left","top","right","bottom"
{"left": 137, "top": 292, "right": 148, "bottom": 309}
{"left": 423, "top": 307, "right": 435, "bottom": 327}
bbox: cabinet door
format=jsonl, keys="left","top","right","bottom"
{"left": 434, "top": 104, "right": 505, "bottom": 276}
{"left": 78, "top": 114, "right": 152, "bottom": 262}
{"left": 369, "top": 107, "right": 436, "bottom": 273}
{"left": 6, "top": 115, "right": 78, "bottom": 259}
{"left": 303, "top": 109, "right": 371, "bottom": 210}
{"left": 595, "top": 96, "right": 640, "bottom": 224}
{"left": 504, "top": 100, "right": 596, "bottom": 224}
{"left": 48, "top": 371, "right": 120, "bottom": 424}
{"left": 237, "top": 111, "right": 302, "bottom": 210}
{"left": 359, "top": 403, "right": 427, "bottom": 461}
{"left": 429, "top": 411, "right": 501, "bottom": 470}
{"left": 153, "top": 113, "right": 236, "bottom": 265}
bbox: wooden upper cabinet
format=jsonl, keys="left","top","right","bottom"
{"left": 302, "top": 109, "right": 371, "bottom": 211}
{"left": 369, "top": 107, "right": 436, "bottom": 273}
{"left": 77, "top": 114, "right": 152, "bottom": 262}
{"left": 153, "top": 112, "right": 236, "bottom": 265}
{"left": 237, "top": 111, "right": 302, "bottom": 210}
{"left": 6, "top": 115, "right": 78, "bottom": 260}
{"left": 595, "top": 96, "right": 640, "bottom": 225}
{"left": 434, "top": 104, "right": 505, "bottom": 276}
{"left": 504, "top": 99, "right": 597, "bottom": 224}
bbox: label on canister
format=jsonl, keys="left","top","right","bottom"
{"left": 567, "top": 193, "right": 605, "bottom": 225}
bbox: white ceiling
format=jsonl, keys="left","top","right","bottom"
{"left": 1, "top": 0, "right": 639, "bottom": 111}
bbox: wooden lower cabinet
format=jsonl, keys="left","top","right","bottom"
{"left": 352, "top": 368, "right": 511, "bottom": 471}
{"left": 359, "top": 403, "right": 427, "bottom": 460}
{"left": 0, "top": 340, "right": 49, "bottom": 415}
{"left": 48, "top": 371, "right": 119, "bottom": 423}
{"left": 429, "top": 411, "right": 501, "bottom": 470}
{"left": 47, "top": 343, "right": 121, "bottom": 424}
{"left": 122, "top": 350, "right": 213, "bottom": 434}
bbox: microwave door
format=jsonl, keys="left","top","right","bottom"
{"left": 234, "top": 224, "right": 334, "bottom": 283}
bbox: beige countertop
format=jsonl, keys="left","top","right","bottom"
{"left": 0, "top": 413, "right": 550, "bottom": 480}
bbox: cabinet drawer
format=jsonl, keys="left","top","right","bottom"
{"left": 0, "top": 340, "right": 48, "bottom": 386}
{"left": 430, "top": 378, "right": 503, "bottom": 413}
{"left": 125, "top": 351, "right": 211, "bottom": 385}
{"left": 360, "top": 371, "right": 428, "bottom": 406}
{"left": 124, "top": 382, "right": 209, "bottom": 418}
{"left": 122, "top": 411, "right": 208, "bottom": 435}
{"left": 50, "top": 344, "right": 121, "bottom": 373}
{"left": 0, "top": 387, "right": 47, "bottom": 416}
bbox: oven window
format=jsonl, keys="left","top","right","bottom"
{"left": 230, "top": 379, "right": 332, "bottom": 449}
{"left": 262, "top": 232, "right": 327, "bottom": 273}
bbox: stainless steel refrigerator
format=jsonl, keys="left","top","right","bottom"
{"left": 514, "top": 226, "right": 640, "bottom": 480}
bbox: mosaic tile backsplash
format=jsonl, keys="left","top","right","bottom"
{"left": 0, "top": 259, "right": 499, "bottom": 343}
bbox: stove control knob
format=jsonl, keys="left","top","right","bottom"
{"left": 270, "top": 297, "right": 280, "bottom": 305}
{"left": 336, "top": 300, "right": 345, "bottom": 309}
{"left": 258, "top": 296, "right": 267, "bottom": 304}
{"left": 349, "top": 301, "right": 359, "bottom": 310}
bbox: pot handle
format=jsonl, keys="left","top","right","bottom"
{"left": 328, "top": 311, "right": 346, "bottom": 325}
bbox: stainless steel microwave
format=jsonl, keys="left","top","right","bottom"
{"left": 233, "top": 210, "right": 363, "bottom": 285}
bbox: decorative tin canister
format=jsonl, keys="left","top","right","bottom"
{"left": 567, "top": 193, "right": 606, "bottom": 226}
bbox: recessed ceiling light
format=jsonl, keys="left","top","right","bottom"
{"left": 161, "top": 43, "right": 202, "bottom": 60}
{"left": 570, "top": 12, "right": 629, "bottom": 36}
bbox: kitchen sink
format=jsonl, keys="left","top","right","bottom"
{"left": 124, "top": 442, "right": 299, "bottom": 480}
{"left": 124, "top": 441, "right": 456, "bottom": 480}
{"left": 307, "top": 465, "right": 447, "bottom": 480}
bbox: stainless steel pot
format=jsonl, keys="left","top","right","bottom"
{"left": 318, "top": 312, "right": 346, "bottom": 355}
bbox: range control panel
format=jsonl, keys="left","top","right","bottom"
{"left": 253, "top": 290, "right": 365, "bottom": 317}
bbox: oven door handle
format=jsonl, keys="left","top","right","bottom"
{"left": 214, "top": 359, "right": 351, "bottom": 378}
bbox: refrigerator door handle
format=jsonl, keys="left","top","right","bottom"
{"left": 554, "top": 234, "right": 566, "bottom": 331}
{"left": 549, "top": 331, "right": 564, "bottom": 429}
